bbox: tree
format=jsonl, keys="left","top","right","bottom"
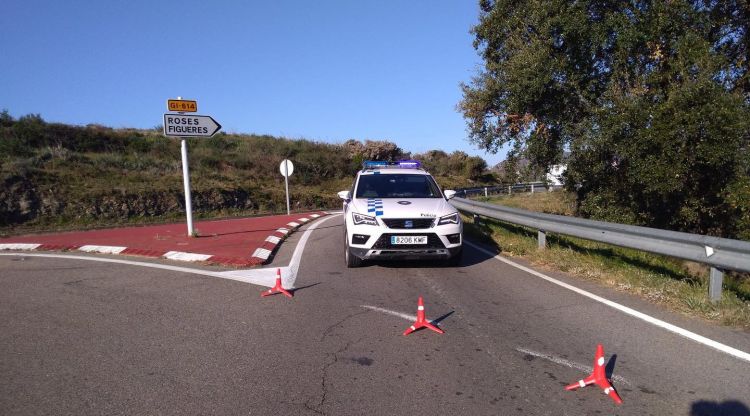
{"left": 0, "top": 109, "right": 13, "bottom": 127}
{"left": 460, "top": 0, "right": 750, "bottom": 238}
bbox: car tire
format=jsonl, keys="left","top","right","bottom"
{"left": 345, "top": 233, "right": 363, "bottom": 268}
{"left": 446, "top": 248, "right": 463, "bottom": 267}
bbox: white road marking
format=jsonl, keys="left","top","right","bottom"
{"left": 79, "top": 245, "right": 127, "bottom": 254}
{"left": 361, "top": 305, "right": 416, "bottom": 321}
{"left": 0, "top": 253, "right": 271, "bottom": 285}
{"left": 163, "top": 251, "right": 212, "bottom": 262}
{"left": 283, "top": 214, "right": 339, "bottom": 288}
{"left": 0, "top": 214, "right": 341, "bottom": 290}
{"left": 466, "top": 241, "right": 750, "bottom": 363}
{"left": 515, "top": 347, "right": 631, "bottom": 385}
{"left": 0, "top": 243, "right": 41, "bottom": 250}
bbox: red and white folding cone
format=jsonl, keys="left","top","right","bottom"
{"left": 260, "top": 268, "right": 293, "bottom": 298}
{"left": 403, "top": 296, "right": 444, "bottom": 335}
{"left": 565, "top": 344, "right": 623, "bottom": 404}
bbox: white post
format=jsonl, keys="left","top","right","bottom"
{"left": 484, "top": 187, "right": 488, "bottom": 197}
{"left": 531, "top": 183, "right": 535, "bottom": 194}
{"left": 508, "top": 185, "right": 511, "bottom": 195}
{"left": 538, "top": 230, "right": 546, "bottom": 249}
{"left": 181, "top": 139, "right": 194, "bottom": 236}
{"left": 709, "top": 267, "right": 724, "bottom": 302}
{"left": 284, "top": 162, "right": 290, "bottom": 215}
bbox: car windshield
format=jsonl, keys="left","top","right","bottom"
{"left": 355, "top": 173, "right": 442, "bottom": 198}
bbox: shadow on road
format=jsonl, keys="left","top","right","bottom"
{"left": 363, "top": 238, "right": 500, "bottom": 269}
{"left": 289, "top": 282, "right": 321, "bottom": 294}
{"left": 605, "top": 354, "right": 618, "bottom": 381}
{"left": 430, "top": 310, "right": 455, "bottom": 326}
{"left": 691, "top": 400, "right": 750, "bottom": 416}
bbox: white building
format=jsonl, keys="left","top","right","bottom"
{"left": 546, "top": 163, "right": 567, "bottom": 186}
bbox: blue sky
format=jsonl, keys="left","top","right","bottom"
{"left": 1, "top": 1, "right": 506, "bottom": 166}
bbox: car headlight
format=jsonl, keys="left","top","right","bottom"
{"left": 353, "top": 212, "right": 378, "bottom": 226}
{"left": 437, "top": 213, "right": 459, "bottom": 225}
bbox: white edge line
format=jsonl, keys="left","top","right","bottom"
{"left": 465, "top": 241, "right": 750, "bottom": 364}
{"left": 0, "top": 252, "right": 284, "bottom": 288}
{"left": 285, "top": 214, "right": 341, "bottom": 288}
{"left": 361, "top": 305, "right": 416, "bottom": 322}
{"left": 515, "top": 347, "right": 631, "bottom": 385}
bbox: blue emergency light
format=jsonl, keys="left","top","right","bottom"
{"left": 362, "top": 161, "right": 388, "bottom": 169}
{"left": 362, "top": 160, "right": 422, "bottom": 169}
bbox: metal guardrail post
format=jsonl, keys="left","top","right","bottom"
{"left": 484, "top": 187, "right": 488, "bottom": 197}
{"left": 538, "top": 230, "right": 546, "bottom": 249}
{"left": 709, "top": 267, "right": 724, "bottom": 302}
{"left": 531, "top": 184, "right": 535, "bottom": 194}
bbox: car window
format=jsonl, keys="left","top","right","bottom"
{"left": 355, "top": 174, "right": 442, "bottom": 198}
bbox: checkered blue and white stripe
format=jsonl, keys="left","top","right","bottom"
{"left": 367, "top": 198, "right": 384, "bottom": 216}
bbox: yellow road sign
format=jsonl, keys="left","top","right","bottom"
{"left": 167, "top": 99, "right": 197, "bottom": 112}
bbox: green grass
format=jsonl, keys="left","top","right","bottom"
{"left": 465, "top": 192, "right": 750, "bottom": 329}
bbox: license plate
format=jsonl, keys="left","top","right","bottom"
{"left": 391, "top": 236, "right": 427, "bottom": 245}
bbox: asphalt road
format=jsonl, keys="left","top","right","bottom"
{"left": 1, "top": 215, "right": 749, "bottom": 415}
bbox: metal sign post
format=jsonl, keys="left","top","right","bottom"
{"left": 279, "top": 159, "right": 294, "bottom": 215}
{"left": 180, "top": 139, "right": 194, "bottom": 236}
{"left": 163, "top": 97, "right": 222, "bottom": 237}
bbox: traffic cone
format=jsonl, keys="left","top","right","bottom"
{"left": 565, "top": 344, "right": 623, "bottom": 404}
{"left": 403, "top": 296, "right": 444, "bottom": 335}
{"left": 261, "top": 268, "right": 293, "bottom": 298}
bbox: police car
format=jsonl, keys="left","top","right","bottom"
{"left": 337, "top": 160, "right": 463, "bottom": 267}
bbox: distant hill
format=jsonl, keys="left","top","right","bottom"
{"left": 0, "top": 112, "right": 497, "bottom": 234}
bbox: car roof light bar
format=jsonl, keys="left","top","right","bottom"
{"left": 362, "top": 160, "right": 422, "bottom": 170}
{"left": 397, "top": 160, "right": 421, "bottom": 168}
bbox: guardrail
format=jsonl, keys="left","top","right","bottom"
{"left": 456, "top": 182, "right": 563, "bottom": 198}
{"left": 450, "top": 197, "right": 750, "bottom": 301}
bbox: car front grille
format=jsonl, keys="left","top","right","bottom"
{"left": 372, "top": 233, "right": 445, "bottom": 249}
{"left": 381, "top": 218, "right": 435, "bottom": 229}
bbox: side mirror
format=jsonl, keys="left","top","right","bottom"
{"left": 444, "top": 190, "right": 456, "bottom": 200}
{"left": 338, "top": 190, "right": 351, "bottom": 200}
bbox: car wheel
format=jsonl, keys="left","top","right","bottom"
{"left": 345, "top": 233, "right": 363, "bottom": 268}
{"left": 446, "top": 248, "right": 463, "bottom": 267}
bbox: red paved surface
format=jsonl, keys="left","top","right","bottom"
{"left": 1, "top": 212, "right": 328, "bottom": 266}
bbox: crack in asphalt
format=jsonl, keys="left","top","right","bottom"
{"left": 305, "top": 310, "right": 368, "bottom": 415}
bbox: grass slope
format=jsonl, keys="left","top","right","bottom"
{"left": 0, "top": 119, "right": 493, "bottom": 235}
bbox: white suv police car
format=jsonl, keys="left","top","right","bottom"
{"left": 338, "top": 160, "right": 463, "bottom": 267}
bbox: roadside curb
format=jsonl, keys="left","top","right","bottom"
{"left": 0, "top": 212, "right": 328, "bottom": 268}
{"left": 250, "top": 213, "right": 326, "bottom": 264}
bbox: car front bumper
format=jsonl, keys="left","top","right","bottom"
{"left": 349, "top": 245, "right": 462, "bottom": 260}
{"left": 346, "top": 216, "right": 462, "bottom": 261}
